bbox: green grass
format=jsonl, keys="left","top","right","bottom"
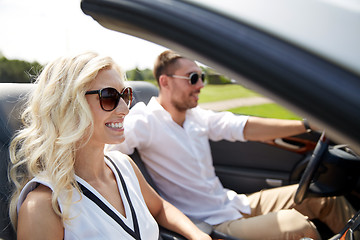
{"left": 199, "top": 84, "right": 260, "bottom": 103}
{"left": 228, "top": 103, "right": 301, "bottom": 120}
{"left": 199, "top": 84, "right": 301, "bottom": 119}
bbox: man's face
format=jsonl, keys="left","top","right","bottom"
{"left": 167, "top": 58, "right": 204, "bottom": 112}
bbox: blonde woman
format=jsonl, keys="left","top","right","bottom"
{"left": 9, "top": 52, "right": 210, "bottom": 240}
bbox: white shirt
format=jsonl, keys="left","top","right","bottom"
{"left": 107, "top": 97, "right": 251, "bottom": 225}
{"left": 17, "top": 152, "right": 159, "bottom": 240}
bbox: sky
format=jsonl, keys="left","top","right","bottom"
{"left": 0, "top": 0, "right": 167, "bottom": 71}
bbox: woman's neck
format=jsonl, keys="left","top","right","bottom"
{"left": 74, "top": 144, "right": 108, "bottom": 181}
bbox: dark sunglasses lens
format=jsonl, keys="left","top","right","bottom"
{"left": 121, "top": 87, "right": 133, "bottom": 107}
{"left": 201, "top": 73, "right": 205, "bottom": 82}
{"left": 100, "top": 88, "right": 119, "bottom": 111}
{"left": 190, "top": 73, "right": 205, "bottom": 85}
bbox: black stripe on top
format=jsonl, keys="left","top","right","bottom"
{"left": 77, "top": 155, "right": 141, "bottom": 240}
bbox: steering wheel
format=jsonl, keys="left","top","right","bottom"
{"left": 294, "top": 131, "right": 329, "bottom": 204}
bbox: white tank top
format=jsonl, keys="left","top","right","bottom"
{"left": 17, "top": 151, "right": 159, "bottom": 240}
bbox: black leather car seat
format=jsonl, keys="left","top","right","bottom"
{"left": 0, "top": 83, "right": 34, "bottom": 240}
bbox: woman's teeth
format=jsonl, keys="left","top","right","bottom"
{"left": 106, "top": 122, "right": 123, "bottom": 129}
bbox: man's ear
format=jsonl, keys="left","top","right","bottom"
{"left": 159, "top": 75, "right": 169, "bottom": 89}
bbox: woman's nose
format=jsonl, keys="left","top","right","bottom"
{"left": 114, "top": 98, "right": 130, "bottom": 115}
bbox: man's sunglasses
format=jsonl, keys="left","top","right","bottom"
{"left": 168, "top": 72, "right": 205, "bottom": 85}
{"left": 85, "top": 87, "right": 133, "bottom": 111}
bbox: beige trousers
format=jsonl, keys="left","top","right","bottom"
{"left": 214, "top": 184, "right": 355, "bottom": 240}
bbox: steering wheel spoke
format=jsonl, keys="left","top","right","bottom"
{"left": 294, "top": 131, "right": 329, "bottom": 204}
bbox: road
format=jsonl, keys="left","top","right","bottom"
{"left": 198, "top": 96, "right": 273, "bottom": 111}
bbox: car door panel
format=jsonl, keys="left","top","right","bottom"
{"left": 210, "top": 132, "right": 320, "bottom": 194}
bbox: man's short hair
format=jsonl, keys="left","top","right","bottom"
{"left": 153, "top": 50, "right": 183, "bottom": 84}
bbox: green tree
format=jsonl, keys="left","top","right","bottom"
{"left": 141, "top": 68, "right": 155, "bottom": 81}
{"left": 126, "top": 67, "right": 155, "bottom": 81}
{"left": 0, "top": 57, "right": 42, "bottom": 83}
{"left": 126, "top": 67, "right": 143, "bottom": 81}
{"left": 201, "top": 66, "right": 232, "bottom": 84}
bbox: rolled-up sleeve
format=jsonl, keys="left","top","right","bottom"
{"left": 194, "top": 108, "right": 249, "bottom": 142}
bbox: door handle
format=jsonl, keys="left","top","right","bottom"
{"left": 274, "top": 138, "right": 301, "bottom": 150}
{"left": 270, "top": 137, "right": 317, "bottom": 154}
{"left": 266, "top": 178, "right": 283, "bottom": 187}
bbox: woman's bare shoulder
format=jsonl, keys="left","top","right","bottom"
{"left": 17, "top": 184, "right": 64, "bottom": 240}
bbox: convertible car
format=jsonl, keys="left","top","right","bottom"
{"left": 1, "top": 0, "right": 359, "bottom": 239}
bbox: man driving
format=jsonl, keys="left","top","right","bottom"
{"left": 107, "top": 50, "right": 355, "bottom": 239}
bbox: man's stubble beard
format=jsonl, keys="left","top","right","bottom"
{"left": 171, "top": 97, "right": 198, "bottom": 112}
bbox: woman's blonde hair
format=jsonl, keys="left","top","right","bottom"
{"left": 9, "top": 51, "right": 124, "bottom": 229}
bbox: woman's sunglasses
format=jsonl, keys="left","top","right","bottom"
{"left": 85, "top": 87, "right": 133, "bottom": 111}
{"left": 168, "top": 72, "right": 205, "bottom": 85}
